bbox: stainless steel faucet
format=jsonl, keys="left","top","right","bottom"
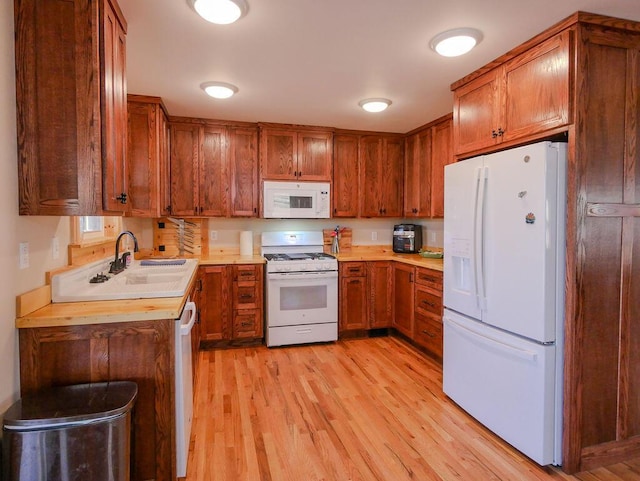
{"left": 109, "top": 231, "right": 139, "bottom": 274}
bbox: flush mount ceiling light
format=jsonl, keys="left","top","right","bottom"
{"left": 189, "top": 0, "right": 248, "bottom": 25}
{"left": 201, "top": 81, "right": 238, "bottom": 99}
{"left": 430, "top": 28, "right": 483, "bottom": 57}
{"left": 358, "top": 98, "right": 392, "bottom": 113}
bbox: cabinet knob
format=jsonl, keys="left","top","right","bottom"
{"left": 491, "top": 129, "right": 498, "bottom": 138}
{"left": 116, "top": 193, "right": 127, "bottom": 204}
{"left": 497, "top": 127, "right": 505, "bottom": 137}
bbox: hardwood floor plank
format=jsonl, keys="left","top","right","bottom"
{"left": 186, "top": 337, "right": 640, "bottom": 481}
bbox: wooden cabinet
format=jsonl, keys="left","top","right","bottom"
{"left": 231, "top": 265, "right": 263, "bottom": 338}
{"left": 404, "top": 127, "right": 431, "bottom": 217}
{"left": 168, "top": 121, "right": 258, "bottom": 217}
{"left": 339, "top": 262, "right": 368, "bottom": 331}
{"left": 259, "top": 126, "right": 333, "bottom": 181}
{"left": 429, "top": 117, "right": 454, "bottom": 218}
{"left": 101, "top": 0, "right": 128, "bottom": 212}
{"left": 18, "top": 319, "right": 175, "bottom": 481}
{"left": 199, "top": 265, "right": 230, "bottom": 341}
{"left": 126, "top": 95, "right": 169, "bottom": 217}
{"left": 229, "top": 127, "right": 259, "bottom": 217}
{"left": 360, "top": 135, "right": 404, "bottom": 217}
{"left": 392, "top": 263, "right": 414, "bottom": 338}
{"left": 413, "top": 268, "right": 443, "bottom": 359}
{"left": 368, "top": 261, "right": 393, "bottom": 328}
{"left": 403, "top": 115, "right": 454, "bottom": 218}
{"left": 333, "top": 134, "right": 360, "bottom": 217}
{"left": 199, "top": 264, "right": 263, "bottom": 343}
{"left": 450, "top": 12, "right": 640, "bottom": 472}
{"left": 339, "top": 261, "right": 392, "bottom": 332}
{"left": 15, "top": 0, "right": 127, "bottom": 215}
{"left": 453, "top": 30, "right": 570, "bottom": 156}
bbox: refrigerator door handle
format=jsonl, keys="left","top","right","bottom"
{"left": 473, "top": 166, "right": 488, "bottom": 310}
{"left": 445, "top": 316, "right": 538, "bottom": 362}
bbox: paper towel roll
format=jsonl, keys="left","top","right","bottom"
{"left": 240, "top": 231, "right": 253, "bottom": 256}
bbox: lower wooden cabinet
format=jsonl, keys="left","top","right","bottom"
{"left": 392, "top": 263, "right": 415, "bottom": 337}
{"left": 18, "top": 319, "right": 175, "bottom": 481}
{"left": 199, "top": 264, "right": 263, "bottom": 343}
{"left": 339, "top": 261, "right": 392, "bottom": 331}
{"left": 413, "top": 268, "right": 443, "bottom": 359}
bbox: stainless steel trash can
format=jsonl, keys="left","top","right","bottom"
{"left": 2, "top": 381, "right": 137, "bottom": 481}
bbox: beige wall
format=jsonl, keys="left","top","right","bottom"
{"left": 0, "top": 3, "right": 71, "bottom": 414}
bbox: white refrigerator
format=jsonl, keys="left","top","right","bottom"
{"left": 443, "top": 141, "right": 566, "bottom": 466}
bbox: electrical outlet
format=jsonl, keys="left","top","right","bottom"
{"left": 210, "top": 230, "right": 218, "bottom": 241}
{"left": 52, "top": 236, "right": 60, "bottom": 260}
{"left": 371, "top": 231, "right": 378, "bottom": 241}
{"left": 19, "top": 242, "right": 29, "bottom": 269}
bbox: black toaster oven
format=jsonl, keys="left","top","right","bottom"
{"left": 392, "top": 224, "right": 422, "bottom": 254}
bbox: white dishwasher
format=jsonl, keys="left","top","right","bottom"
{"left": 175, "top": 298, "right": 197, "bottom": 478}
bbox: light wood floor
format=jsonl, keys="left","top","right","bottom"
{"left": 186, "top": 336, "right": 640, "bottom": 481}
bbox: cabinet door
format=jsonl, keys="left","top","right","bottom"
{"left": 229, "top": 127, "right": 258, "bottom": 217}
{"left": 18, "top": 320, "right": 174, "bottom": 481}
{"left": 360, "top": 136, "right": 384, "bottom": 217}
{"left": 102, "top": 0, "right": 128, "bottom": 213}
{"left": 404, "top": 128, "right": 431, "bottom": 217}
{"left": 15, "top": 0, "right": 103, "bottom": 215}
{"left": 333, "top": 134, "right": 360, "bottom": 217}
{"left": 339, "top": 261, "right": 368, "bottom": 331}
{"left": 297, "top": 131, "right": 333, "bottom": 181}
{"left": 199, "top": 125, "right": 228, "bottom": 216}
{"left": 127, "top": 99, "right": 160, "bottom": 217}
{"left": 453, "top": 68, "right": 501, "bottom": 156}
{"left": 430, "top": 117, "right": 453, "bottom": 218}
{"left": 381, "top": 137, "right": 404, "bottom": 216}
{"left": 502, "top": 31, "right": 570, "bottom": 142}
{"left": 199, "top": 266, "right": 230, "bottom": 341}
{"left": 392, "top": 263, "right": 415, "bottom": 337}
{"left": 169, "top": 123, "right": 200, "bottom": 216}
{"left": 260, "top": 129, "right": 297, "bottom": 179}
{"left": 368, "top": 261, "right": 393, "bottom": 328}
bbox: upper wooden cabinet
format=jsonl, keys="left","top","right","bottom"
{"left": 15, "top": 0, "right": 127, "bottom": 215}
{"left": 360, "top": 135, "right": 404, "bottom": 217}
{"left": 333, "top": 134, "right": 360, "bottom": 217}
{"left": 259, "top": 126, "right": 333, "bottom": 181}
{"left": 452, "top": 30, "right": 570, "bottom": 156}
{"left": 126, "top": 95, "right": 169, "bottom": 218}
{"left": 404, "top": 114, "right": 454, "bottom": 218}
{"left": 168, "top": 120, "right": 258, "bottom": 217}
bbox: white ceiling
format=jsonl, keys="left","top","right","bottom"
{"left": 120, "top": 0, "right": 640, "bottom": 134}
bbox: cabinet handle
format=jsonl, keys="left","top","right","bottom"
{"left": 116, "top": 193, "right": 127, "bottom": 204}
{"left": 239, "top": 294, "right": 253, "bottom": 299}
{"left": 241, "top": 322, "right": 253, "bottom": 327}
{"left": 382, "top": 208, "right": 386, "bottom": 215}
{"left": 298, "top": 171, "right": 302, "bottom": 178}
{"left": 421, "top": 329, "right": 435, "bottom": 338}
{"left": 410, "top": 273, "right": 414, "bottom": 283}
{"left": 421, "top": 300, "right": 436, "bottom": 308}
{"left": 348, "top": 279, "right": 360, "bottom": 284}
{"left": 198, "top": 279, "right": 203, "bottom": 291}
{"left": 253, "top": 207, "right": 257, "bottom": 214}
{"left": 166, "top": 205, "right": 172, "bottom": 214}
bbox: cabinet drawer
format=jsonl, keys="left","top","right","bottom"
{"left": 234, "top": 282, "right": 259, "bottom": 309}
{"left": 414, "top": 313, "right": 443, "bottom": 358}
{"left": 233, "top": 265, "right": 259, "bottom": 281}
{"left": 415, "top": 286, "right": 442, "bottom": 317}
{"left": 233, "top": 310, "right": 263, "bottom": 338}
{"left": 340, "top": 262, "right": 366, "bottom": 277}
{"left": 415, "top": 267, "right": 442, "bottom": 290}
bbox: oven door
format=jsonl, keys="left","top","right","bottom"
{"left": 266, "top": 270, "right": 338, "bottom": 327}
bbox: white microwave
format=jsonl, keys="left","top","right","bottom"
{"left": 263, "top": 181, "right": 331, "bottom": 218}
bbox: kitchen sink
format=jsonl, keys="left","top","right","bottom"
{"left": 51, "top": 258, "right": 198, "bottom": 303}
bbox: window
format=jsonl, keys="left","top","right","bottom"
{"left": 72, "top": 216, "right": 122, "bottom": 245}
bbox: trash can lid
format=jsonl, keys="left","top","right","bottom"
{"left": 2, "top": 381, "right": 138, "bottom": 431}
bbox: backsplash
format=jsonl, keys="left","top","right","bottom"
{"left": 124, "top": 217, "right": 444, "bottom": 255}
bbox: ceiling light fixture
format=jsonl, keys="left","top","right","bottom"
{"left": 189, "top": 0, "right": 248, "bottom": 25}
{"left": 430, "top": 28, "right": 483, "bottom": 57}
{"left": 358, "top": 98, "right": 392, "bottom": 113}
{"left": 201, "top": 81, "right": 238, "bottom": 99}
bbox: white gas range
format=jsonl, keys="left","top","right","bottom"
{"left": 261, "top": 231, "right": 338, "bottom": 347}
